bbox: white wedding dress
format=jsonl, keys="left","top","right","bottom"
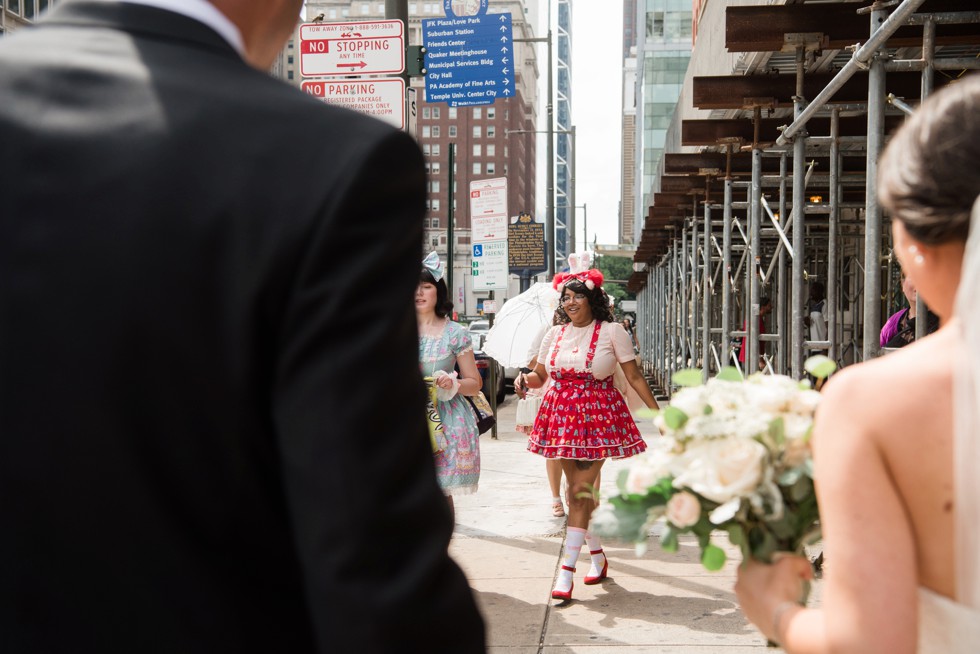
{"left": 917, "top": 198, "right": 980, "bottom": 653}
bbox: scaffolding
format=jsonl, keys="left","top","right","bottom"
{"left": 630, "top": 0, "right": 980, "bottom": 397}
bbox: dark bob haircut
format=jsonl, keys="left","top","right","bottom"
{"left": 420, "top": 269, "right": 453, "bottom": 318}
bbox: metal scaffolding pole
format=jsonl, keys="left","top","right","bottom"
{"left": 863, "top": 3, "right": 888, "bottom": 361}
{"left": 777, "top": 153, "right": 788, "bottom": 374}
{"left": 915, "top": 16, "right": 935, "bottom": 340}
{"left": 681, "top": 225, "right": 689, "bottom": 368}
{"left": 829, "top": 109, "right": 841, "bottom": 364}
{"left": 748, "top": 144, "right": 762, "bottom": 374}
{"left": 791, "top": 46, "right": 807, "bottom": 379}
{"left": 690, "top": 212, "right": 699, "bottom": 369}
{"left": 702, "top": 202, "right": 712, "bottom": 381}
{"left": 722, "top": 179, "right": 733, "bottom": 368}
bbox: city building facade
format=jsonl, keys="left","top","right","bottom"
{"left": 305, "top": 0, "right": 540, "bottom": 316}
{"left": 1, "top": 0, "right": 56, "bottom": 35}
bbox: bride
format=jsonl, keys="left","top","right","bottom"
{"left": 735, "top": 76, "right": 980, "bottom": 652}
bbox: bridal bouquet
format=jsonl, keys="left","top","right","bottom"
{"left": 593, "top": 357, "right": 836, "bottom": 571}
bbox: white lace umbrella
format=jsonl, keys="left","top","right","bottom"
{"left": 482, "top": 282, "right": 560, "bottom": 368}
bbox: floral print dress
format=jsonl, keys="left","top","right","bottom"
{"left": 419, "top": 321, "right": 480, "bottom": 495}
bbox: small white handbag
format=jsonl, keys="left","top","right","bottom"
{"left": 515, "top": 395, "right": 543, "bottom": 426}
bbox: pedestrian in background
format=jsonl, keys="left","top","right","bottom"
{"left": 518, "top": 255, "right": 660, "bottom": 602}
{"left": 881, "top": 270, "right": 939, "bottom": 349}
{"left": 0, "top": 1, "right": 484, "bottom": 651}
{"left": 417, "top": 252, "right": 483, "bottom": 519}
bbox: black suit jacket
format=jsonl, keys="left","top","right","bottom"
{"left": 0, "top": 2, "right": 484, "bottom": 651}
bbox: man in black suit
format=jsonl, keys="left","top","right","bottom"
{"left": 0, "top": 1, "right": 485, "bottom": 651}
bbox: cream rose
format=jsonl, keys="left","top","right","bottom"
{"left": 624, "top": 447, "right": 674, "bottom": 494}
{"left": 671, "top": 437, "right": 767, "bottom": 503}
{"left": 666, "top": 490, "right": 701, "bottom": 528}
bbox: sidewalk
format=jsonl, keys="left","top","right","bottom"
{"left": 451, "top": 395, "right": 821, "bottom": 653}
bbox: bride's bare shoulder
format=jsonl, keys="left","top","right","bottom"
{"left": 819, "top": 326, "right": 956, "bottom": 419}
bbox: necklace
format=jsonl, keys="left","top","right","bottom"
{"left": 566, "top": 321, "right": 594, "bottom": 355}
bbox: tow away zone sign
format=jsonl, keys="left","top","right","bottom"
{"left": 300, "top": 20, "right": 405, "bottom": 77}
{"left": 302, "top": 78, "right": 406, "bottom": 129}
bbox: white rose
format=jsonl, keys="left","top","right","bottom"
{"left": 790, "top": 389, "right": 822, "bottom": 416}
{"left": 668, "top": 387, "right": 707, "bottom": 421}
{"left": 624, "top": 447, "right": 674, "bottom": 494}
{"left": 666, "top": 491, "right": 702, "bottom": 528}
{"left": 671, "top": 437, "right": 767, "bottom": 504}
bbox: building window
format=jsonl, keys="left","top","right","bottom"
{"left": 410, "top": 3, "right": 418, "bottom": 12}
{"left": 287, "top": 71, "right": 294, "bottom": 80}
{"left": 422, "top": 144, "right": 431, "bottom": 155}
{"left": 487, "top": 163, "right": 496, "bottom": 175}
{"left": 424, "top": 218, "right": 431, "bottom": 228}
{"left": 448, "top": 126, "right": 457, "bottom": 137}
{"left": 361, "top": 3, "right": 370, "bottom": 14}
{"left": 422, "top": 126, "right": 431, "bottom": 138}
{"left": 487, "top": 125, "right": 495, "bottom": 137}
{"left": 432, "top": 126, "right": 440, "bottom": 137}
{"left": 473, "top": 126, "right": 481, "bottom": 138}
{"left": 287, "top": 55, "right": 294, "bottom": 64}
{"left": 449, "top": 107, "right": 458, "bottom": 119}
{"left": 432, "top": 162, "right": 441, "bottom": 174}
{"left": 487, "top": 144, "right": 495, "bottom": 156}
{"left": 329, "top": 8, "right": 337, "bottom": 18}
{"left": 432, "top": 144, "right": 441, "bottom": 156}
{"left": 473, "top": 144, "right": 482, "bottom": 157}
{"left": 430, "top": 181, "right": 440, "bottom": 193}
{"left": 473, "top": 163, "right": 481, "bottom": 175}
{"left": 424, "top": 163, "right": 431, "bottom": 174}
{"left": 432, "top": 199, "right": 441, "bottom": 211}
{"left": 488, "top": 107, "right": 496, "bottom": 119}
{"left": 473, "top": 107, "right": 482, "bottom": 119}
{"left": 423, "top": 107, "right": 431, "bottom": 119}
{"left": 432, "top": 107, "right": 441, "bottom": 119}
{"left": 431, "top": 218, "right": 440, "bottom": 228}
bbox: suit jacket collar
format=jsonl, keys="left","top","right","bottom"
{"left": 41, "top": 0, "right": 243, "bottom": 63}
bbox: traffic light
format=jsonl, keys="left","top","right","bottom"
{"left": 406, "top": 45, "right": 426, "bottom": 77}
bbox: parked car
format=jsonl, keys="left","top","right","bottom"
{"left": 468, "top": 319, "right": 520, "bottom": 391}
{"left": 470, "top": 332, "right": 506, "bottom": 404}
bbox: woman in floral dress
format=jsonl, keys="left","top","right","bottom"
{"left": 517, "top": 258, "right": 660, "bottom": 601}
{"left": 417, "top": 253, "right": 482, "bottom": 519}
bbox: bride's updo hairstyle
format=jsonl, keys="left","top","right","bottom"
{"left": 878, "top": 75, "right": 980, "bottom": 245}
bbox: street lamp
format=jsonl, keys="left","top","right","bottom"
{"left": 505, "top": 125, "right": 575, "bottom": 273}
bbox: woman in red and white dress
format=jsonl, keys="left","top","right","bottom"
{"left": 517, "top": 263, "right": 660, "bottom": 601}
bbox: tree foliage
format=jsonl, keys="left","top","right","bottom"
{"left": 597, "top": 255, "right": 635, "bottom": 312}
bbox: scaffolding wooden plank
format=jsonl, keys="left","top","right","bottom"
{"left": 681, "top": 115, "right": 903, "bottom": 147}
{"left": 726, "top": 0, "right": 980, "bottom": 53}
{"left": 693, "top": 71, "right": 953, "bottom": 110}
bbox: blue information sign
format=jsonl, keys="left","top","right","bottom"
{"left": 422, "top": 13, "right": 515, "bottom": 107}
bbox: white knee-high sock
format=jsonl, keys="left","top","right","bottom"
{"left": 555, "top": 527, "right": 587, "bottom": 592}
{"left": 585, "top": 531, "right": 606, "bottom": 574}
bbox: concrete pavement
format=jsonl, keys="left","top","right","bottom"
{"left": 451, "top": 394, "right": 822, "bottom": 653}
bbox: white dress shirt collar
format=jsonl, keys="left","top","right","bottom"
{"left": 119, "top": 0, "right": 246, "bottom": 57}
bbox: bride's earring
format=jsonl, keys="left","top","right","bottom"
{"left": 908, "top": 244, "right": 925, "bottom": 265}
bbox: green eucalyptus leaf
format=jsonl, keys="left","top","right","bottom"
{"left": 672, "top": 369, "right": 704, "bottom": 387}
{"left": 716, "top": 366, "right": 744, "bottom": 382}
{"left": 703, "top": 404, "right": 714, "bottom": 415}
{"left": 615, "top": 468, "right": 630, "bottom": 494}
{"left": 701, "top": 544, "right": 727, "bottom": 571}
{"left": 804, "top": 355, "right": 837, "bottom": 379}
{"left": 726, "top": 523, "right": 746, "bottom": 547}
{"left": 790, "top": 475, "right": 814, "bottom": 503}
{"left": 778, "top": 467, "right": 803, "bottom": 486}
{"left": 661, "top": 526, "right": 679, "bottom": 552}
{"left": 769, "top": 416, "right": 786, "bottom": 446}
{"left": 662, "top": 406, "right": 689, "bottom": 430}
{"left": 749, "top": 526, "right": 778, "bottom": 563}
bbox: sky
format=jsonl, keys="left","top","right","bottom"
{"left": 564, "top": 3, "right": 625, "bottom": 248}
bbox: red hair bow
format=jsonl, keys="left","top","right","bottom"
{"left": 552, "top": 269, "right": 604, "bottom": 291}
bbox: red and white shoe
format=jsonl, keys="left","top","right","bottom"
{"left": 551, "top": 564, "right": 575, "bottom": 601}
{"left": 583, "top": 549, "right": 608, "bottom": 585}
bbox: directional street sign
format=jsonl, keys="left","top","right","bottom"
{"left": 302, "top": 78, "right": 406, "bottom": 129}
{"left": 299, "top": 20, "right": 405, "bottom": 77}
{"left": 421, "top": 13, "right": 515, "bottom": 107}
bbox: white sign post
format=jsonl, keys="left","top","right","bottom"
{"left": 299, "top": 20, "right": 405, "bottom": 77}
{"left": 470, "top": 177, "right": 509, "bottom": 291}
{"left": 302, "top": 78, "right": 406, "bottom": 129}
{"left": 469, "top": 177, "right": 509, "bottom": 241}
{"left": 471, "top": 241, "right": 508, "bottom": 291}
